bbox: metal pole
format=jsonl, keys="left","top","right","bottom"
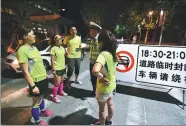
{"left": 183, "top": 90, "right": 185, "bottom": 110}
{"left": 159, "top": 26, "right": 163, "bottom": 45}
{"left": 159, "top": 12, "right": 166, "bottom": 45}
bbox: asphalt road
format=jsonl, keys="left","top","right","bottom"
{"left": 1, "top": 53, "right": 186, "bottom": 125}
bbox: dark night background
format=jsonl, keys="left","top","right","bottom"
{"left": 59, "top": 0, "right": 132, "bottom": 36}
{"left": 1, "top": 0, "right": 186, "bottom": 56}
{"left": 59, "top": 0, "right": 186, "bottom": 40}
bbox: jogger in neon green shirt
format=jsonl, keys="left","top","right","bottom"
{"left": 63, "top": 27, "right": 82, "bottom": 88}
{"left": 17, "top": 26, "right": 54, "bottom": 125}
{"left": 92, "top": 30, "right": 118, "bottom": 125}
{"left": 50, "top": 34, "right": 68, "bottom": 103}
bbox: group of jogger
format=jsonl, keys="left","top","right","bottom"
{"left": 17, "top": 22, "right": 117, "bottom": 125}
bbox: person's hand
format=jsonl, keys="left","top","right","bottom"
{"left": 99, "top": 77, "right": 109, "bottom": 86}
{"left": 32, "top": 86, "right": 40, "bottom": 94}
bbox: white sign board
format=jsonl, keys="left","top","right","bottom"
{"left": 136, "top": 45, "right": 186, "bottom": 89}
{"left": 116, "top": 44, "right": 138, "bottom": 83}
{"left": 116, "top": 44, "right": 186, "bottom": 89}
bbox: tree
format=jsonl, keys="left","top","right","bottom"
{"left": 81, "top": 1, "right": 105, "bottom": 26}
{"left": 2, "top": 0, "right": 32, "bottom": 53}
{"left": 114, "top": 1, "right": 145, "bottom": 39}
{"left": 114, "top": 0, "right": 186, "bottom": 43}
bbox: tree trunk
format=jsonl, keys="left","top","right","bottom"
{"left": 129, "top": 32, "right": 133, "bottom": 40}
{"left": 144, "top": 29, "right": 149, "bottom": 44}
{"left": 138, "top": 32, "right": 141, "bottom": 41}
{"left": 150, "top": 29, "right": 156, "bottom": 44}
{"left": 151, "top": 24, "right": 158, "bottom": 44}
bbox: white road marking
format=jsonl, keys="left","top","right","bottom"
{"left": 125, "top": 97, "right": 145, "bottom": 125}
{"left": 143, "top": 99, "right": 147, "bottom": 124}
{"left": 1, "top": 86, "right": 29, "bottom": 104}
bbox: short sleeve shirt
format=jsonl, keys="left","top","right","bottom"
{"left": 50, "top": 46, "right": 65, "bottom": 70}
{"left": 63, "top": 35, "right": 81, "bottom": 58}
{"left": 17, "top": 45, "right": 47, "bottom": 82}
{"left": 96, "top": 51, "right": 116, "bottom": 94}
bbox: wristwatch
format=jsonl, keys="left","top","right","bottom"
{"left": 31, "top": 85, "right": 36, "bottom": 89}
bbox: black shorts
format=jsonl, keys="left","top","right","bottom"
{"left": 29, "top": 79, "right": 49, "bottom": 98}
{"left": 56, "top": 68, "right": 66, "bottom": 77}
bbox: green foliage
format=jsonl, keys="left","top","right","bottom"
{"left": 81, "top": 1, "right": 105, "bottom": 26}
{"left": 114, "top": 4, "right": 145, "bottom": 37}
{"left": 114, "top": 0, "right": 186, "bottom": 37}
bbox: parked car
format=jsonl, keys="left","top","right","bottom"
{"left": 4, "top": 39, "right": 87, "bottom": 73}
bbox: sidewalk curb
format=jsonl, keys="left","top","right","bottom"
{"left": 1, "top": 86, "right": 29, "bottom": 106}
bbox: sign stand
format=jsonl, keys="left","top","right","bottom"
{"left": 183, "top": 90, "right": 185, "bottom": 110}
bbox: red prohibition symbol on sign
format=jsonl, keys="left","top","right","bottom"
{"left": 116, "top": 51, "right": 135, "bottom": 72}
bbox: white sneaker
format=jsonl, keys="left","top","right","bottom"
{"left": 75, "top": 80, "right": 83, "bottom": 84}
{"left": 59, "top": 91, "right": 68, "bottom": 96}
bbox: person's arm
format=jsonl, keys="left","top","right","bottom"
{"left": 63, "top": 36, "right": 68, "bottom": 48}
{"left": 92, "top": 63, "right": 109, "bottom": 85}
{"left": 17, "top": 48, "right": 39, "bottom": 94}
{"left": 50, "top": 47, "right": 57, "bottom": 75}
{"left": 92, "top": 63, "right": 104, "bottom": 78}
{"left": 81, "top": 43, "right": 90, "bottom": 52}
{"left": 20, "top": 63, "right": 36, "bottom": 87}
{"left": 51, "top": 55, "right": 55, "bottom": 71}
{"left": 92, "top": 53, "right": 109, "bottom": 84}
{"left": 20, "top": 63, "right": 40, "bottom": 94}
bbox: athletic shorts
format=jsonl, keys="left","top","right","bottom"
{"left": 95, "top": 91, "right": 113, "bottom": 102}
{"left": 56, "top": 68, "right": 66, "bottom": 77}
{"left": 29, "top": 79, "right": 49, "bottom": 98}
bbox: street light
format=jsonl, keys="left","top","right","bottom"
{"left": 148, "top": 11, "right": 153, "bottom": 22}
{"left": 160, "top": 10, "right": 164, "bottom": 15}
{"left": 149, "top": 11, "right": 153, "bottom": 16}
{"left": 159, "top": 9, "right": 164, "bottom": 26}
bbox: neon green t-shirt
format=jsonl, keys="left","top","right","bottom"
{"left": 17, "top": 45, "right": 47, "bottom": 82}
{"left": 63, "top": 35, "right": 81, "bottom": 58}
{"left": 96, "top": 51, "right": 117, "bottom": 94}
{"left": 50, "top": 46, "right": 65, "bottom": 70}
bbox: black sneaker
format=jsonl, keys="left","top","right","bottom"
{"left": 105, "top": 117, "right": 113, "bottom": 125}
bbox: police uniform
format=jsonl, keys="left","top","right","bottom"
{"left": 89, "top": 22, "right": 102, "bottom": 96}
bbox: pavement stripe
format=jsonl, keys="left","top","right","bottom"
{"left": 125, "top": 96, "right": 146, "bottom": 125}
{"left": 143, "top": 98, "right": 147, "bottom": 124}
{"left": 1, "top": 86, "right": 29, "bottom": 105}
{"left": 1, "top": 70, "right": 90, "bottom": 105}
